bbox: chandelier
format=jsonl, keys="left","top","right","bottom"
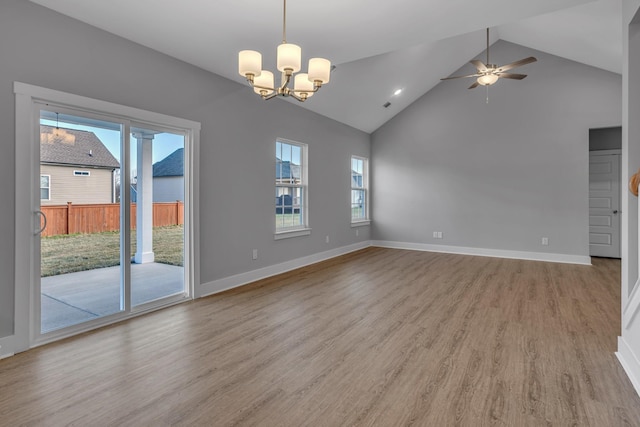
{"left": 41, "top": 112, "right": 75, "bottom": 144}
{"left": 238, "top": 0, "right": 331, "bottom": 102}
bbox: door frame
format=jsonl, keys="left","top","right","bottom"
{"left": 12, "top": 82, "right": 201, "bottom": 354}
{"left": 589, "top": 149, "right": 622, "bottom": 258}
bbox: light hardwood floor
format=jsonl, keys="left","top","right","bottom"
{"left": 1, "top": 247, "right": 639, "bottom": 426}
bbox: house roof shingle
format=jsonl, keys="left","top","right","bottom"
{"left": 153, "top": 148, "right": 184, "bottom": 177}
{"left": 40, "top": 125, "right": 120, "bottom": 169}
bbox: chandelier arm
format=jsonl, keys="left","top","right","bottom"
{"left": 251, "top": 83, "right": 277, "bottom": 91}
{"left": 263, "top": 92, "right": 279, "bottom": 100}
{"left": 289, "top": 92, "right": 306, "bottom": 102}
{"left": 291, "top": 86, "right": 320, "bottom": 95}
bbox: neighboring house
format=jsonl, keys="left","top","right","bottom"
{"left": 351, "top": 169, "right": 363, "bottom": 208}
{"left": 152, "top": 148, "right": 184, "bottom": 202}
{"left": 40, "top": 125, "right": 120, "bottom": 205}
{"left": 275, "top": 159, "right": 301, "bottom": 213}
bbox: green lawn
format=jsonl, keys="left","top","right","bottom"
{"left": 275, "top": 213, "right": 303, "bottom": 228}
{"left": 41, "top": 225, "right": 184, "bottom": 277}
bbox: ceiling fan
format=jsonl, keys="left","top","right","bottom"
{"left": 441, "top": 28, "right": 537, "bottom": 89}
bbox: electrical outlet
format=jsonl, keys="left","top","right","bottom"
{"left": 252, "top": 249, "right": 258, "bottom": 260}
{"left": 541, "top": 237, "right": 549, "bottom": 246}
{"left": 325, "top": 235, "right": 330, "bottom": 243}
{"left": 433, "top": 231, "right": 438, "bottom": 238}
{"left": 437, "top": 231, "right": 443, "bottom": 239}
{"left": 355, "top": 229, "right": 359, "bottom": 237}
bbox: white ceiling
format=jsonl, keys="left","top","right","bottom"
{"left": 30, "top": 0, "right": 622, "bottom": 133}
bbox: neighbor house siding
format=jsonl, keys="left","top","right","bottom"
{"left": 40, "top": 165, "right": 114, "bottom": 205}
{"left": 153, "top": 176, "right": 184, "bottom": 203}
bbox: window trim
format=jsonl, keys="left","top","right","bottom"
{"left": 40, "top": 174, "right": 51, "bottom": 201}
{"left": 275, "top": 138, "right": 309, "bottom": 238}
{"left": 351, "top": 155, "right": 369, "bottom": 224}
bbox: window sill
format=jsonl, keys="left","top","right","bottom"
{"left": 274, "top": 228, "right": 312, "bottom": 240}
{"left": 351, "top": 220, "right": 371, "bottom": 228}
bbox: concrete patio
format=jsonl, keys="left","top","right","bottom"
{"left": 41, "top": 262, "right": 184, "bottom": 333}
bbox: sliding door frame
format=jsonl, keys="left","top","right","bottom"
{"left": 13, "top": 82, "right": 200, "bottom": 353}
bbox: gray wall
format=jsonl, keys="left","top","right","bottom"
{"left": 0, "top": 1, "right": 370, "bottom": 339}
{"left": 590, "top": 127, "right": 622, "bottom": 151}
{"left": 371, "top": 40, "right": 622, "bottom": 256}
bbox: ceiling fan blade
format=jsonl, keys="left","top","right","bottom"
{"left": 496, "top": 56, "right": 537, "bottom": 73}
{"left": 468, "top": 81, "right": 480, "bottom": 89}
{"left": 440, "top": 73, "right": 480, "bottom": 81}
{"left": 470, "top": 60, "right": 488, "bottom": 72}
{"left": 497, "top": 72, "right": 527, "bottom": 80}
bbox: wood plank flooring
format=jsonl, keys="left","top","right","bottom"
{"left": 1, "top": 247, "right": 639, "bottom": 426}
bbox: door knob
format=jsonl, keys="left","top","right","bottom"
{"left": 613, "top": 210, "right": 619, "bottom": 214}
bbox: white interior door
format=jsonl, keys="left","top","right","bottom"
{"left": 589, "top": 152, "right": 621, "bottom": 258}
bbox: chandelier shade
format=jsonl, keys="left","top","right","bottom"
{"left": 254, "top": 71, "right": 275, "bottom": 96}
{"left": 294, "top": 73, "right": 314, "bottom": 98}
{"left": 277, "top": 43, "right": 301, "bottom": 73}
{"left": 238, "top": 50, "right": 262, "bottom": 78}
{"left": 238, "top": 0, "right": 331, "bottom": 102}
{"left": 308, "top": 58, "right": 331, "bottom": 84}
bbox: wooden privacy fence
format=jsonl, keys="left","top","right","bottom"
{"left": 40, "top": 201, "right": 184, "bottom": 237}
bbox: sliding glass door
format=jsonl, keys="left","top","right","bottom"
{"left": 39, "top": 108, "right": 125, "bottom": 333}
{"left": 35, "top": 105, "right": 189, "bottom": 338}
{"left": 129, "top": 126, "right": 186, "bottom": 307}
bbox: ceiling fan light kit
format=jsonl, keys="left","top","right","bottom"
{"left": 441, "top": 28, "right": 537, "bottom": 91}
{"left": 477, "top": 73, "right": 499, "bottom": 86}
{"left": 238, "top": 0, "right": 331, "bottom": 102}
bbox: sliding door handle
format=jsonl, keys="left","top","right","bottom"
{"left": 35, "top": 210, "right": 47, "bottom": 235}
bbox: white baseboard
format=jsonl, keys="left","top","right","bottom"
{"left": 198, "top": 240, "right": 591, "bottom": 298}
{"left": 617, "top": 336, "right": 640, "bottom": 398}
{"left": 197, "top": 241, "right": 371, "bottom": 298}
{"left": 0, "top": 335, "right": 15, "bottom": 359}
{"left": 371, "top": 240, "right": 592, "bottom": 265}
{"left": 624, "top": 278, "right": 640, "bottom": 328}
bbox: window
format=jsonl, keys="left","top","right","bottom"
{"left": 351, "top": 156, "right": 368, "bottom": 223}
{"left": 276, "top": 140, "right": 308, "bottom": 234}
{"left": 40, "top": 175, "right": 50, "bottom": 200}
{"left": 73, "top": 170, "right": 90, "bottom": 176}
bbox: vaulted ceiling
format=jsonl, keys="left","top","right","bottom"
{"left": 29, "top": 0, "right": 622, "bottom": 133}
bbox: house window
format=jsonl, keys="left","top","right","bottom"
{"left": 40, "top": 175, "right": 50, "bottom": 200}
{"left": 73, "top": 170, "right": 90, "bottom": 176}
{"left": 351, "top": 156, "right": 369, "bottom": 223}
{"left": 276, "top": 139, "right": 308, "bottom": 235}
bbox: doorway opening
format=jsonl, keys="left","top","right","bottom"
{"left": 589, "top": 127, "right": 622, "bottom": 259}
